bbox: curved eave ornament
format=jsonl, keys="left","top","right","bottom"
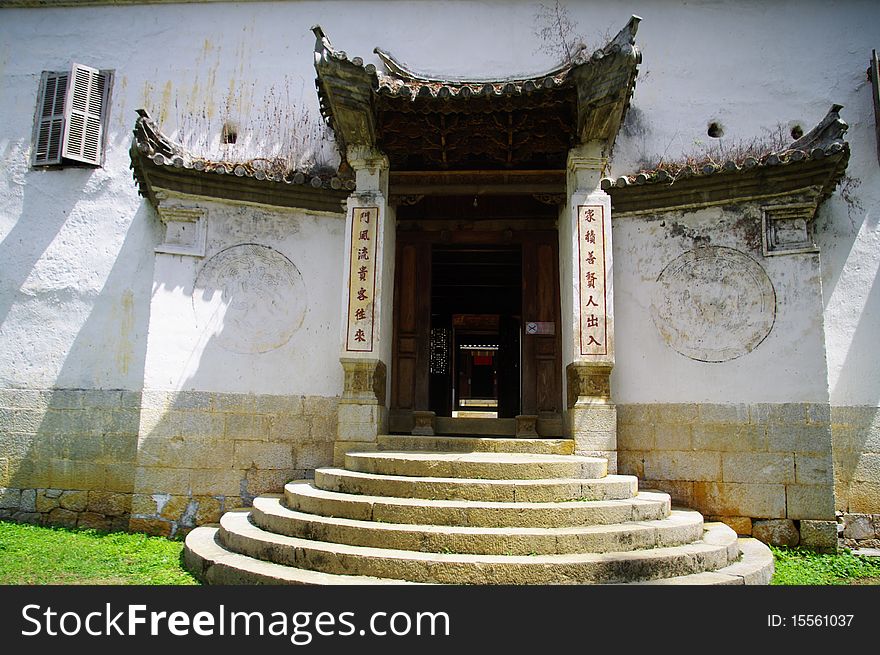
{"left": 312, "top": 15, "right": 642, "bottom": 158}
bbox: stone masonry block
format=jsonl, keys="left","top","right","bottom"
{"left": 692, "top": 423, "right": 768, "bottom": 453}
{"left": 49, "top": 460, "right": 104, "bottom": 490}
{"left": 233, "top": 441, "right": 293, "bottom": 470}
{"left": 48, "top": 390, "right": 84, "bottom": 410}
{"left": 20, "top": 489, "right": 36, "bottom": 512}
{"left": 245, "top": 469, "right": 294, "bottom": 496}
{"left": 253, "top": 394, "right": 303, "bottom": 416}
{"left": 699, "top": 404, "right": 750, "bottom": 425}
{"left": 46, "top": 507, "right": 78, "bottom": 528}
{"left": 0, "top": 487, "right": 21, "bottom": 509}
{"left": 58, "top": 490, "right": 88, "bottom": 511}
{"left": 82, "top": 390, "right": 123, "bottom": 409}
{"left": 267, "top": 415, "right": 311, "bottom": 441}
{"left": 615, "top": 423, "right": 654, "bottom": 450}
{"left": 190, "top": 469, "right": 242, "bottom": 496}
{"left": 87, "top": 491, "right": 130, "bottom": 516}
{"left": 843, "top": 481, "right": 880, "bottom": 514}
{"left": 213, "top": 392, "right": 256, "bottom": 414}
{"left": 795, "top": 454, "right": 833, "bottom": 485}
{"left": 768, "top": 424, "right": 831, "bottom": 454}
{"left": 170, "top": 411, "right": 225, "bottom": 439}
{"left": 786, "top": 484, "right": 835, "bottom": 520}
{"left": 103, "top": 463, "right": 136, "bottom": 493}
{"left": 134, "top": 467, "right": 191, "bottom": 495}
{"left": 656, "top": 404, "right": 699, "bottom": 424}
{"left": 309, "top": 415, "right": 338, "bottom": 442}
{"left": 574, "top": 430, "right": 616, "bottom": 452}
{"left": 571, "top": 406, "right": 617, "bottom": 433}
{"left": 129, "top": 517, "right": 172, "bottom": 537}
{"left": 120, "top": 391, "right": 142, "bottom": 409}
{"left": 853, "top": 453, "right": 880, "bottom": 482}
{"left": 0, "top": 408, "right": 12, "bottom": 430}
{"left": 799, "top": 520, "right": 838, "bottom": 552}
{"left": 617, "top": 404, "right": 653, "bottom": 425}
{"left": 13, "top": 409, "right": 43, "bottom": 433}
{"left": 753, "top": 519, "right": 799, "bottom": 547}
{"left": 131, "top": 493, "right": 159, "bottom": 516}
{"left": 59, "top": 434, "right": 104, "bottom": 462}
{"left": 102, "top": 434, "right": 137, "bottom": 463}
{"left": 832, "top": 449, "right": 859, "bottom": 484}
{"left": 806, "top": 403, "right": 831, "bottom": 425}
{"left": 35, "top": 490, "right": 60, "bottom": 512}
{"left": 168, "top": 391, "right": 214, "bottom": 411}
{"left": 78, "top": 513, "right": 111, "bottom": 531}
{"left": 722, "top": 453, "right": 795, "bottom": 484}
{"left": 40, "top": 409, "right": 82, "bottom": 436}
{"left": 224, "top": 414, "right": 266, "bottom": 441}
{"left": 303, "top": 396, "right": 338, "bottom": 418}
{"left": 616, "top": 450, "right": 645, "bottom": 479}
{"left": 842, "top": 514, "right": 874, "bottom": 540}
{"left": 1, "top": 389, "right": 51, "bottom": 410}
{"left": 768, "top": 404, "right": 807, "bottom": 425}
{"left": 643, "top": 451, "right": 721, "bottom": 482}
{"left": 692, "top": 482, "right": 786, "bottom": 518}
{"left": 107, "top": 410, "right": 141, "bottom": 435}
{"left": 0, "top": 457, "right": 8, "bottom": 486}
{"left": 652, "top": 424, "right": 692, "bottom": 450}
{"left": 194, "top": 496, "right": 223, "bottom": 524}
{"left": 338, "top": 403, "right": 381, "bottom": 425}
{"left": 159, "top": 495, "right": 193, "bottom": 521}
{"left": 294, "top": 441, "right": 334, "bottom": 471}
{"left": 140, "top": 390, "right": 172, "bottom": 411}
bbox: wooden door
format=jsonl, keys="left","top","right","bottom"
{"left": 521, "top": 233, "right": 562, "bottom": 419}
{"left": 389, "top": 238, "right": 431, "bottom": 432}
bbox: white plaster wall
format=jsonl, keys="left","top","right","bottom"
{"left": 144, "top": 200, "right": 344, "bottom": 395}
{"left": 613, "top": 206, "right": 828, "bottom": 404}
{"left": 0, "top": 0, "right": 877, "bottom": 406}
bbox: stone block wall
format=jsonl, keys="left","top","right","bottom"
{"left": 618, "top": 402, "right": 836, "bottom": 547}
{"left": 0, "top": 388, "right": 338, "bottom": 537}
{"left": 832, "top": 406, "right": 880, "bottom": 547}
{"left": 131, "top": 390, "right": 337, "bottom": 537}
{"left": 0, "top": 388, "right": 139, "bottom": 529}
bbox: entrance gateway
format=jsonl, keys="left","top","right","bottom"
{"left": 317, "top": 19, "right": 641, "bottom": 467}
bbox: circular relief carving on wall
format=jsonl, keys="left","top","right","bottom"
{"left": 193, "top": 243, "right": 307, "bottom": 354}
{"left": 651, "top": 246, "right": 775, "bottom": 363}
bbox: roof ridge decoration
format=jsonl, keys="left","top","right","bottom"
{"left": 130, "top": 109, "right": 351, "bottom": 213}
{"left": 313, "top": 17, "right": 642, "bottom": 167}
{"left": 601, "top": 105, "right": 849, "bottom": 214}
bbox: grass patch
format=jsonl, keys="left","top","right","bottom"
{"left": 770, "top": 546, "right": 880, "bottom": 585}
{"left": 0, "top": 520, "right": 199, "bottom": 585}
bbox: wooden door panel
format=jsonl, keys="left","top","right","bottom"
{"left": 392, "top": 239, "right": 431, "bottom": 415}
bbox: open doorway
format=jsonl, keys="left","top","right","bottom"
{"left": 428, "top": 244, "right": 522, "bottom": 419}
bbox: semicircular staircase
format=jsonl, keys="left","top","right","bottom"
{"left": 184, "top": 435, "right": 773, "bottom": 585}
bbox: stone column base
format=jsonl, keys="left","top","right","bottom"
{"left": 412, "top": 410, "right": 435, "bottom": 436}
{"left": 336, "top": 358, "right": 387, "bottom": 462}
{"left": 566, "top": 361, "right": 617, "bottom": 473}
{"left": 515, "top": 415, "right": 538, "bottom": 437}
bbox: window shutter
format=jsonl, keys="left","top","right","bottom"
{"left": 33, "top": 71, "right": 69, "bottom": 165}
{"left": 61, "top": 62, "right": 106, "bottom": 165}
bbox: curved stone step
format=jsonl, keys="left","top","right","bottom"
{"left": 251, "top": 494, "right": 704, "bottom": 555}
{"left": 377, "top": 435, "right": 575, "bottom": 455}
{"left": 315, "top": 468, "right": 638, "bottom": 502}
{"left": 618, "top": 537, "right": 774, "bottom": 585}
{"left": 285, "top": 482, "right": 670, "bottom": 528}
{"left": 345, "top": 451, "right": 607, "bottom": 480}
{"left": 218, "top": 510, "right": 740, "bottom": 584}
{"left": 184, "top": 525, "right": 417, "bottom": 585}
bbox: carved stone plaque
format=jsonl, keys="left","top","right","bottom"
{"left": 193, "top": 244, "right": 307, "bottom": 354}
{"left": 651, "top": 246, "right": 775, "bottom": 362}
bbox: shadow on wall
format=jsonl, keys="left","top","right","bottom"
{"left": 0, "top": 184, "right": 158, "bottom": 529}
{"left": 129, "top": 240, "right": 337, "bottom": 538}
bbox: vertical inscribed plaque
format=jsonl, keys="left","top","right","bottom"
{"left": 345, "top": 206, "right": 379, "bottom": 352}
{"left": 577, "top": 205, "right": 608, "bottom": 356}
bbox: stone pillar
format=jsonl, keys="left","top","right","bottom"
{"left": 335, "top": 146, "right": 394, "bottom": 464}
{"left": 562, "top": 143, "right": 617, "bottom": 471}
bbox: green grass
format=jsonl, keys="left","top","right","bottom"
{"left": 0, "top": 520, "right": 199, "bottom": 585}
{"left": 770, "top": 546, "right": 880, "bottom": 585}
{"left": 2, "top": 520, "right": 879, "bottom": 586}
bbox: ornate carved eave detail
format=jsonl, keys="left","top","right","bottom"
{"left": 313, "top": 17, "right": 641, "bottom": 172}
{"left": 129, "top": 109, "right": 351, "bottom": 214}
{"left": 603, "top": 105, "right": 850, "bottom": 216}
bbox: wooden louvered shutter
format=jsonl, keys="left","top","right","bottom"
{"left": 61, "top": 62, "right": 107, "bottom": 166}
{"left": 33, "top": 71, "right": 69, "bottom": 165}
